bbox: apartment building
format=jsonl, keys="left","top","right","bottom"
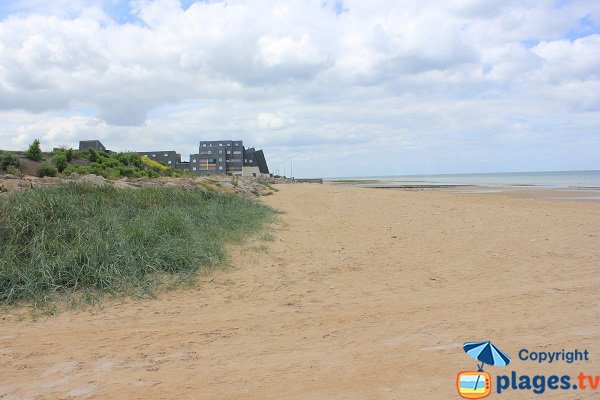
{"left": 242, "top": 147, "right": 269, "bottom": 177}
{"left": 138, "top": 151, "right": 181, "bottom": 167}
{"left": 188, "top": 140, "right": 244, "bottom": 175}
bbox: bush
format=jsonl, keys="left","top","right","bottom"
{"left": 115, "top": 152, "right": 142, "bottom": 168}
{"left": 59, "top": 151, "right": 180, "bottom": 179}
{"left": 0, "top": 152, "right": 20, "bottom": 171}
{"left": 26, "top": 139, "right": 42, "bottom": 162}
{"left": 54, "top": 147, "right": 74, "bottom": 162}
{"left": 140, "top": 156, "right": 169, "bottom": 171}
{"left": 38, "top": 161, "right": 57, "bottom": 177}
{"left": 0, "top": 184, "right": 276, "bottom": 307}
{"left": 6, "top": 165, "right": 18, "bottom": 175}
{"left": 81, "top": 148, "right": 98, "bottom": 162}
{"left": 52, "top": 153, "right": 68, "bottom": 173}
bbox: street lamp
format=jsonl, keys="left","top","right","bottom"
{"left": 288, "top": 153, "right": 300, "bottom": 179}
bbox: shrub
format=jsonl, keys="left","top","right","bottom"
{"left": 58, "top": 152, "right": 179, "bottom": 179}
{"left": 26, "top": 139, "right": 43, "bottom": 161}
{"left": 140, "top": 156, "right": 169, "bottom": 171}
{"left": 54, "top": 147, "right": 74, "bottom": 162}
{"left": 38, "top": 161, "right": 57, "bottom": 177}
{"left": 0, "top": 152, "right": 20, "bottom": 171}
{"left": 6, "top": 165, "right": 18, "bottom": 175}
{"left": 115, "top": 152, "right": 142, "bottom": 168}
{"left": 52, "top": 153, "right": 68, "bottom": 173}
{"left": 81, "top": 148, "right": 98, "bottom": 162}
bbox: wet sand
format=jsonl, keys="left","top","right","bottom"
{"left": 1, "top": 184, "right": 599, "bottom": 399}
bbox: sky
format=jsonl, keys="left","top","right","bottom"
{"left": 0, "top": 0, "right": 599, "bottom": 178}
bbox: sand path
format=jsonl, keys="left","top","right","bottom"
{"left": 1, "top": 184, "right": 599, "bottom": 399}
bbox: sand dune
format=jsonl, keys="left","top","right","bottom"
{"left": 1, "top": 184, "right": 599, "bottom": 399}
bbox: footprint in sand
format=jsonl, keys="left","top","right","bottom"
{"left": 94, "top": 359, "right": 117, "bottom": 373}
{"left": 68, "top": 383, "right": 99, "bottom": 398}
{"left": 42, "top": 361, "right": 80, "bottom": 377}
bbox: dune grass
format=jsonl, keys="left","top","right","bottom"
{"left": 0, "top": 183, "right": 275, "bottom": 309}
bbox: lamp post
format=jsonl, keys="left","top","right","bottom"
{"left": 288, "top": 153, "right": 300, "bottom": 179}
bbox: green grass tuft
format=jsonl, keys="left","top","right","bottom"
{"left": 0, "top": 183, "right": 275, "bottom": 308}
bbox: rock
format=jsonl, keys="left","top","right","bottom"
{"left": 30, "top": 177, "right": 63, "bottom": 189}
{"left": 0, "top": 178, "right": 32, "bottom": 193}
{"left": 1, "top": 174, "right": 19, "bottom": 180}
{"left": 78, "top": 174, "right": 107, "bottom": 186}
{"left": 68, "top": 172, "right": 80, "bottom": 179}
{"left": 138, "top": 180, "right": 162, "bottom": 188}
{"left": 219, "top": 181, "right": 235, "bottom": 190}
{"left": 19, "top": 179, "right": 33, "bottom": 189}
{"left": 112, "top": 180, "right": 134, "bottom": 189}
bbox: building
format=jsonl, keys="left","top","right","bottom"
{"left": 242, "top": 147, "right": 269, "bottom": 177}
{"left": 138, "top": 151, "right": 181, "bottom": 167}
{"left": 79, "top": 139, "right": 269, "bottom": 176}
{"left": 188, "top": 140, "right": 245, "bottom": 175}
{"left": 79, "top": 140, "right": 107, "bottom": 152}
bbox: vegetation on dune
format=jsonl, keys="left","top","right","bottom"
{"left": 140, "top": 156, "right": 170, "bottom": 171}
{"left": 0, "top": 152, "right": 20, "bottom": 171}
{"left": 1, "top": 140, "right": 187, "bottom": 179}
{"left": 62, "top": 149, "right": 183, "bottom": 179}
{"left": 0, "top": 183, "right": 275, "bottom": 308}
{"left": 38, "top": 161, "right": 58, "bottom": 177}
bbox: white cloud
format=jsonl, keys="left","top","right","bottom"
{"left": 257, "top": 112, "right": 291, "bottom": 130}
{"left": 0, "top": 0, "right": 598, "bottom": 175}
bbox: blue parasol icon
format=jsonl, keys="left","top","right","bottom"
{"left": 463, "top": 341, "right": 511, "bottom": 391}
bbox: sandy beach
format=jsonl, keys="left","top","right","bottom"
{"left": 1, "top": 183, "right": 599, "bottom": 399}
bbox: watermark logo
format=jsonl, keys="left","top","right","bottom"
{"left": 456, "top": 371, "right": 491, "bottom": 399}
{"left": 457, "top": 342, "right": 597, "bottom": 396}
{"left": 457, "top": 341, "right": 511, "bottom": 399}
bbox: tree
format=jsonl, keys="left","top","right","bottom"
{"left": 26, "top": 139, "right": 42, "bottom": 162}
{"left": 52, "top": 153, "right": 68, "bottom": 173}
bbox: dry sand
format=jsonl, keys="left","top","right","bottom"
{"left": 1, "top": 184, "right": 599, "bottom": 399}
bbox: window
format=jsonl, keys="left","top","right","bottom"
{"left": 233, "top": 151, "right": 241, "bottom": 155}
{"left": 192, "top": 167, "right": 197, "bottom": 171}
{"left": 226, "top": 151, "right": 231, "bottom": 155}
{"left": 219, "top": 143, "right": 223, "bottom": 146}
{"left": 152, "top": 154, "right": 156, "bottom": 157}
{"left": 218, "top": 166, "right": 223, "bottom": 170}
{"left": 192, "top": 158, "right": 196, "bottom": 163}
{"left": 168, "top": 161, "right": 172, "bottom": 164}
{"left": 164, "top": 153, "right": 168, "bottom": 157}
{"left": 218, "top": 158, "right": 222, "bottom": 162}
{"left": 202, "top": 144, "right": 206, "bottom": 147}
{"left": 248, "top": 160, "right": 252, "bottom": 163}
{"left": 244, "top": 159, "right": 247, "bottom": 163}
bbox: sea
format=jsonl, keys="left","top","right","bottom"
{"left": 326, "top": 170, "right": 600, "bottom": 200}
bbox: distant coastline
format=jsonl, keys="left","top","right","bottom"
{"left": 326, "top": 170, "right": 600, "bottom": 190}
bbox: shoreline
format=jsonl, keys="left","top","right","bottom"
{"left": 326, "top": 180, "right": 600, "bottom": 201}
